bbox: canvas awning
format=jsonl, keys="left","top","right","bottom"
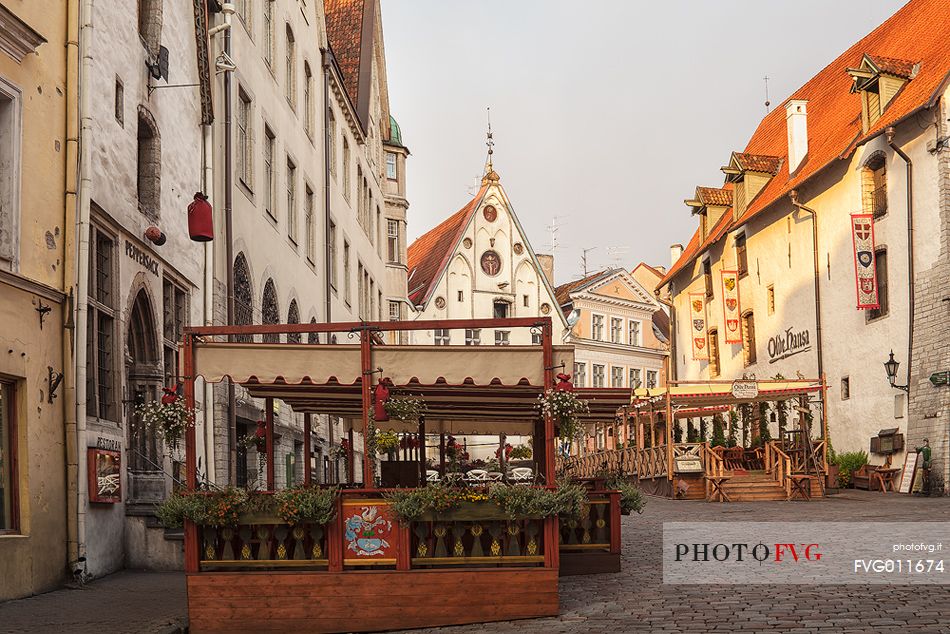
{"left": 629, "top": 380, "right": 822, "bottom": 408}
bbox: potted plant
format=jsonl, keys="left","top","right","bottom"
{"left": 537, "top": 389, "right": 590, "bottom": 442}
{"left": 134, "top": 394, "right": 195, "bottom": 453}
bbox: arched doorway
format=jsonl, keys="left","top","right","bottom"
{"left": 126, "top": 288, "right": 164, "bottom": 502}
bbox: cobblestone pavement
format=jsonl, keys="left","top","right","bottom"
{"left": 0, "top": 570, "right": 186, "bottom": 634}
{"left": 407, "top": 491, "right": 950, "bottom": 634}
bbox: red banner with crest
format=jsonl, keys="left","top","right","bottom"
{"left": 720, "top": 269, "right": 742, "bottom": 344}
{"left": 688, "top": 292, "right": 708, "bottom": 360}
{"left": 850, "top": 213, "right": 879, "bottom": 310}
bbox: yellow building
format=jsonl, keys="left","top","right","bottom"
{"left": 0, "top": 1, "right": 70, "bottom": 599}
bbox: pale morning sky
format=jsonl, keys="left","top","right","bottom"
{"left": 380, "top": 0, "right": 907, "bottom": 284}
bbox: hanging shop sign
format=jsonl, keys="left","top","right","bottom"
{"left": 731, "top": 380, "right": 759, "bottom": 400}
{"left": 767, "top": 326, "right": 811, "bottom": 363}
{"left": 720, "top": 269, "right": 742, "bottom": 344}
{"left": 688, "top": 292, "right": 708, "bottom": 361}
{"left": 850, "top": 213, "right": 879, "bottom": 310}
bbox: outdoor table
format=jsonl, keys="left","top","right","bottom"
{"left": 704, "top": 475, "right": 732, "bottom": 502}
{"left": 787, "top": 474, "right": 815, "bottom": 501}
{"left": 873, "top": 467, "right": 901, "bottom": 492}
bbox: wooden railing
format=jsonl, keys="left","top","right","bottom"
{"left": 558, "top": 491, "right": 619, "bottom": 554}
{"left": 410, "top": 515, "right": 546, "bottom": 568}
{"left": 199, "top": 519, "right": 329, "bottom": 570}
{"left": 700, "top": 443, "right": 724, "bottom": 499}
{"left": 765, "top": 441, "right": 793, "bottom": 498}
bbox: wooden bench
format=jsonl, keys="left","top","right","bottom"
{"left": 852, "top": 465, "right": 873, "bottom": 490}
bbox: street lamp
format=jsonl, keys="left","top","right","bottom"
{"left": 883, "top": 350, "right": 909, "bottom": 392}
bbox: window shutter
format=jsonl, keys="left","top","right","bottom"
{"left": 893, "top": 434, "right": 904, "bottom": 451}
{"left": 870, "top": 436, "right": 881, "bottom": 454}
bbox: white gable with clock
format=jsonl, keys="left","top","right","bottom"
{"left": 407, "top": 167, "right": 567, "bottom": 346}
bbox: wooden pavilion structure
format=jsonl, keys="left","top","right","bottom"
{"left": 562, "top": 378, "right": 829, "bottom": 501}
{"left": 179, "top": 317, "right": 625, "bottom": 632}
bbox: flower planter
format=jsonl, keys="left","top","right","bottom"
{"left": 826, "top": 464, "right": 840, "bottom": 490}
{"left": 418, "top": 501, "right": 537, "bottom": 522}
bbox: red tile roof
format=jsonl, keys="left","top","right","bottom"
{"left": 554, "top": 269, "right": 615, "bottom": 307}
{"left": 324, "top": 0, "right": 365, "bottom": 107}
{"left": 407, "top": 186, "right": 487, "bottom": 305}
{"left": 694, "top": 187, "right": 733, "bottom": 207}
{"left": 660, "top": 0, "right": 950, "bottom": 290}
{"left": 733, "top": 153, "right": 782, "bottom": 175}
{"left": 869, "top": 54, "right": 918, "bottom": 78}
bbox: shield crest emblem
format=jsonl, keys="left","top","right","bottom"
{"left": 726, "top": 298, "right": 737, "bottom": 311}
{"left": 724, "top": 277, "right": 736, "bottom": 291}
{"left": 692, "top": 299, "right": 703, "bottom": 313}
{"left": 855, "top": 223, "right": 871, "bottom": 240}
{"left": 694, "top": 337, "right": 706, "bottom": 350}
{"left": 727, "top": 319, "right": 739, "bottom": 332}
{"left": 693, "top": 319, "right": 705, "bottom": 332}
{"left": 860, "top": 278, "right": 875, "bottom": 293}
{"left": 857, "top": 251, "right": 872, "bottom": 268}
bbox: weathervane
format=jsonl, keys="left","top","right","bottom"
{"left": 764, "top": 75, "right": 771, "bottom": 113}
{"left": 486, "top": 106, "right": 494, "bottom": 171}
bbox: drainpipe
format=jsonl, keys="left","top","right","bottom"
{"left": 69, "top": 0, "right": 95, "bottom": 573}
{"left": 221, "top": 6, "right": 237, "bottom": 486}
{"left": 202, "top": 110, "right": 215, "bottom": 482}
{"left": 64, "top": 0, "right": 82, "bottom": 573}
{"left": 321, "top": 48, "right": 332, "bottom": 326}
{"left": 788, "top": 190, "right": 824, "bottom": 381}
{"left": 886, "top": 127, "right": 914, "bottom": 399}
{"left": 654, "top": 289, "right": 676, "bottom": 382}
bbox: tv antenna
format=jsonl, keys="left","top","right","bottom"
{"left": 580, "top": 247, "right": 597, "bottom": 277}
{"left": 545, "top": 216, "right": 565, "bottom": 256}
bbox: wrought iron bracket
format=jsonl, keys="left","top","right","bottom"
{"left": 363, "top": 367, "right": 384, "bottom": 377}
{"left": 544, "top": 362, "right": 566, "bottom": 372}
{"left": 35, "top": 300, "right": 52, "bottom": 329}
{"left": 47, "top": 366, "right": 64, "bottom": 404}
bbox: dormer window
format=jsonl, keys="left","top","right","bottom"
{"left": 847, "top": 54, "right": 918, "bottom": 133}
{"left": 685, "top": 187, "right": 733, "bottom": 241}
{"left": 721, "top": 153, "right": 781, "bottom": 219}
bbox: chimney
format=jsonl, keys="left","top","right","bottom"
{"left": 536, "top": 253, "right": 555, "bottom": 287}
{"left": 785, "top": 99, "right": 808, "bottom": 174}
{"left": 670, "top": 244, "right": 684, "bottom": 266}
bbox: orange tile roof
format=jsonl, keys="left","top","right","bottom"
{"left": 660, "top": 0, "right": 950, "bottom": 291}
{"left": 324, "top": 0, "right": 365, "bottom": 107}
{"left": 694, "top": 187, "right": 733, "bottom": 207}
{"left": 553, "top": 269, "right": 615, "bottom": 307}
{"left": 869, "top": 54, "right": 918, "bottom": 78}
{"left": 407, "top": 187, "right": 487, "bottom": 305}
{"left": 733, "top": 153, "right": 782, "bottom": 175}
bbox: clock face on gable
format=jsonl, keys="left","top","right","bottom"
{"left": 482, "top": 205, "right": 497, "bottom": 222}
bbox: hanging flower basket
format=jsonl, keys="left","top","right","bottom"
{"left": 383, "top": 395, "right": 427, "bottom": 423}
{"left": 537, "top": 389, "right": 589, "bottom": 441}
{"left": 134, "top": 395, "right": 195, "bottom": 452}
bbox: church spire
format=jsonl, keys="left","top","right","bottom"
{"left": 482, "top": 107, "right": 500, "bottom": 185}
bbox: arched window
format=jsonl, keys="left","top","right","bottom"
{"left": 234, "top": 253, "right": 254, "bottom": 343}
{"left": 862, "top": 152, "right": 887, "bottom": 219}
{"left": 138, "top": 0, "right": 163, "bottom": 58}
{"left": 262, "top": 278, "right": 280, "bottom": 343}
{"left": 285, "top": 25, "right": 296, "bottom": 107}
{"left": 287, "top": 299, "right": 301, "bottom": 343}
{"left": 137, "top": 107, "right": 161, "bottom": 219}
{"left": 303, "top": 62, "right": 313, "bottom": 135}
{"left": 307, "top": 316, "right": 319, "bottom": 345}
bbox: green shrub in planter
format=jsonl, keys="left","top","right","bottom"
{"left": 833, "top": 450, "right": 869, "bottom": 488}
{"left": 605, "top": 477, "right": 646, "bottom": 515}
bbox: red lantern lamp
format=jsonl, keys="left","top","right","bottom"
{"left": 556, "top": 372, "right": 574, "bottom": 392}
{"left": 187, "top": 192, "right": 214, "bottom": 242}
{"left": 373, "top": 379, "right": 390, "bottom": 422}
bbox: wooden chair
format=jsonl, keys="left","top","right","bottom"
{"left": 852, "top": 465, "right": 873, "bottom": 490}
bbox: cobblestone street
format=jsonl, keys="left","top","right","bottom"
{"left": 409, "top": 491, "right": 950, "bottom": 634}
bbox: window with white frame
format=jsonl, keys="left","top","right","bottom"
{"left": 162, "top": 277, "right": 187, "bottom": 385}
{"left": 387, "top": 219, "right": 399, "bottom": 263}
{"left": 592, "top": 364, "right": 605, "bottom": 388}
{"left": 386, "top": 152, "right": 397, "bottom": 179}
{"left": 628, "top": 320, "right": 641, "bottom": 346}
{"left": 592, "top": 314, "right": 604, "bottom": 340}
{"left": 629, "top": 368, "right": 641, "bottom": 389}
{"left": 342, "top": 137, "right": 350, "bottom": 200}
{"left": 531, "top": 331, "right": 542, "bottom": 345}
{"left": 465, "top": 329, "right": 481, "bottom": 346}
{"left": 0, "top": 80, "right": 21, "bottom": 269}
{"left": 263, "top": 126, "right": 276, "bottom": 220}
{"left": 343, "top": 240, "right": 351, "bottom": 305}
{"left": 434, "top": 329, "right": 450, "bottom": 345}
{"left": 303, "top": 62, "right": 313, "bottom": 135}
{"left": 388, "top": 301, "right": 400, "bottom": 321}
{"left": 646, "top": 370, "right": 658, "bottom": 389}
{"left": 328, "top": 109, "right": 337, "bottom": 177}
{"left": 494, "top": 330, "right": 510, "bottom": 346}
{"left": 574, "top": 363, "right": 587, "bottom": 388}
{"left": 611, "top": 366, "right": 624, "bottom": 388}
{"left": 328, "top": 220, "right": 337, "bottom": 288}
{"left": 286, "top": 157, "right": 297, "bottom": 241}
{"left": 263, "top": 0, "right": 274, "bottom": 67}
{"left": 304, "top": 185, "right": 315, "bottom": 263}
{"left": 285, "top": 25, "right": 296, "bottom": 108}
{"left": 236, "top": 89, "right": 253, "bottom": 188}
{"left": 610, "top": 317, "right": 622, "bottom": 343}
